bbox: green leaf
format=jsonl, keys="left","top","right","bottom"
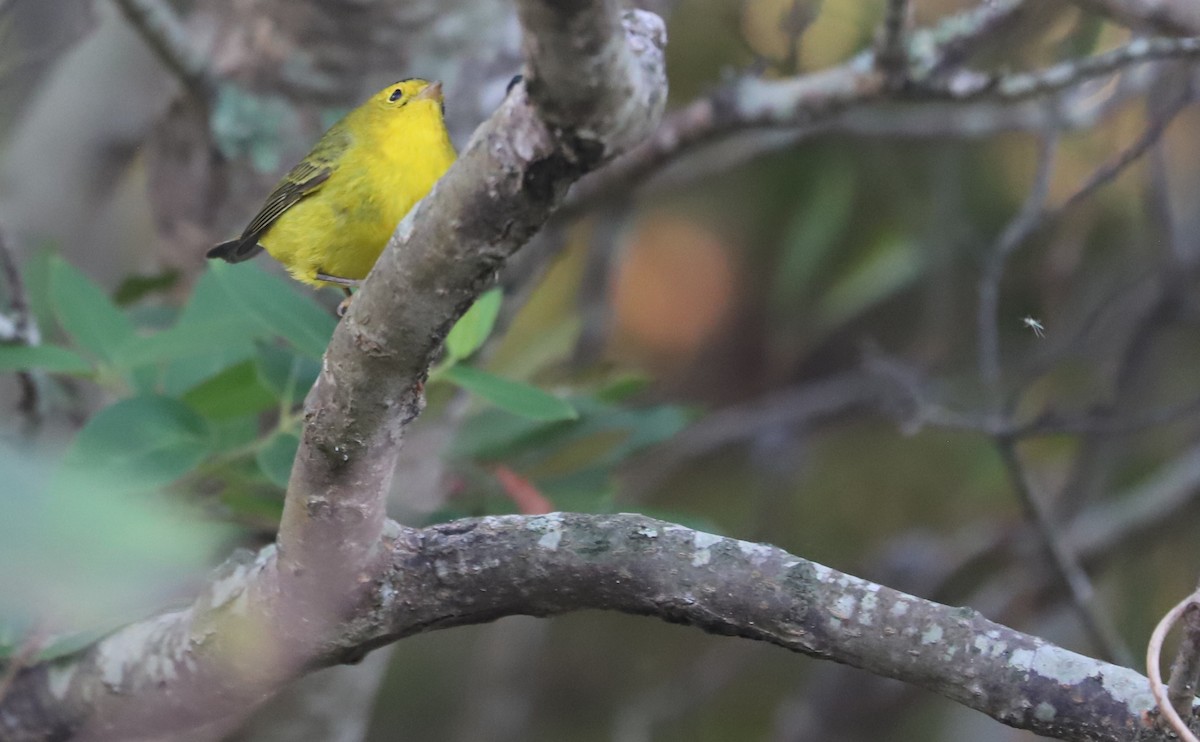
{"left": 49, "top": 257, "right": 134, "bottom": 362}
{"left": 538, "top": 467, "right": 616, "bottom": 513}
{"left": 814, "top": 236, "right": 922, "bottom": 333}
{"left": 445, "top": 288, "right": 503, "bottom": 363}
{"left": 449, "top": 408, "right": 565, "bottom": 461}
{"left": 177, "top": 267, "right": 266, "bottom": 334}
{"left": 256, "top": 432, "right": 300, "bottom": 489}
{"left": 219, "top": 486, "right": 285, "bottom": 526}
{"left": 0, "top": 344, "right": 91, "bottom": 374}
{"left": 771, "top": 166, "right": 856, "bottom": 311}
{"left": 15, "top": 247, "right": 56, "bottom": 339}
{"left": 162, "top": 349, "right": 254, "bottom": 397}
{"left": 209, "top": 262, "right": 336, "bottom": 359}
{"left": 162, "top": 270, "right": 262, "bottom": 395}
{"left": 451, "top": 396, "right": 691, "bottom": 464}
{"left": 206, "top": 414, "right": 261, "bottom": 454}
{"left": 442, "top": 365, "right": 577, "bottom": 422}
{"left": 255, "top": 344, "right": 320, "bottom": 404}
{"left": 113, "top": 269, "right": 181, "bottom": 306}
{"left": 182, "top": 360, "right": 278, "bottom": 420}
{"left": 115, "top": 318, "right": 257, "bottom": 369}
{"left": 59, "top": 396, "right": 211, "bottom": 493}
{"left": 594, "top": 372, "right": 652, "bottom": 404}
{"left": 0, "top": 443, "right": 226, "bottom": 646}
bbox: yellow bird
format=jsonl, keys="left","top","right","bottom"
{"left": 208, "top": 79, "right": 456, "bottom": 292}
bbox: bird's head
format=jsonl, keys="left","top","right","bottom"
{"left": 371, "top": 79, "right": 444, "bottom": 115}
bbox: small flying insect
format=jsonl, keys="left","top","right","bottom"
{"left": 1022, "top": 316, "right": 1045, "bottom": 338}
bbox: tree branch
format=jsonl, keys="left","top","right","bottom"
{"left": 977, "top": 132, "right": 1059, "bottom": 394}
{"left": 876, "top": 0, "right": 912, "bottom": 89}
{"left": 935, "top": 36, "right": 1200, "bottom": 103}
{"left": 0, "top": 224, "right": 41, "bottom": 426}
{"left": 568, "top": 4, "right": 1198, "bottom": 216}
{"left": 276, "top": 2, "right": 666, "bottom": 591}
{"left": 1065, "top": 0, "right": 1200, "bottom": 36}
{"left": 111, "top": 0, "right": 215, "bottom": 101}
{"left": 0, "top": 2, "right": 667, "bottom": 739}
{"left": 3, "top": 514, "right": 1186, "bottom": 742}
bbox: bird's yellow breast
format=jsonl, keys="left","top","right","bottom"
{"left": 260, "top": 101, "right": 456, "bottom": 287}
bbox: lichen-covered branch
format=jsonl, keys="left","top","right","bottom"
{"left": 352, "top": 513, "right": 1178, "bottom": 742}
{"left": 1065, "top": 0, "right": 1200, "bottom": 35}
{"left": 935, "top": 36, "right": 1200, "bottom": 102}
{"left": 5, "top": 513, "right": 1186, "bottom": 742}
{"left": 562, "top": 0, "right": 1036, "bottom": 211}
{"left": 567, "top": 2, "right": 1196, "bottom": 215}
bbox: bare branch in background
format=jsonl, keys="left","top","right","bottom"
{"left": 572, "top": 200, "right": 631, "bottom": 367}
{"left": 1066, "top": 0, "right": 1200, "bottom": 36}
{"left": 111, "top": 0, "right": 215, "bottom": 100}
{"left": 0, "top": 225, "right": 40, "bottom": 425}
{"left": 613, "top": 642, "right": 755, "bottom": 742}
{"left": 996, "top": 442, "right": 1134, "bottom": 666}
{"left": 915, "top": 0, "right": 1035, "bottom": 79}
{"left": 977, "top": 133, "right": 1058, "bottom": 394}
{"left": 935, "top": 36, "right": 1200, "bottom": 102}
{"left": 451, "top": 619, "right": 547, "bottom": 742}
{"left": 876, "top": 0, "right": 912, "bottom": 89}
{"left": 566, "top": 0, "right": 1038, "bottom": 213}
{"left": 1053, "top": 84, "right": 1195, "bottom": 218}
{"left": 567, "top": 0, "right": 1193, "bottom": 218}
{"left": 622, "top": 372, "right": 881, "bottom": 500}
{"left": 975, "top": 85, "right": 1192, "bottom": 398}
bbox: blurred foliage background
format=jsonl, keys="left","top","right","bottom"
{"left": 3, "top": 0, "right": 1200, "bottom": 740}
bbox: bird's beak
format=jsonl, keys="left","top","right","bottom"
{"left": 414, "top": 81, "right": 443, "bottom": 102}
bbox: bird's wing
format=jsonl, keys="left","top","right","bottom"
{"left": 239, "top": 161, "right": 333, "bottom": 242}
{"left": 238, "top": 121, "right": 352, "bottom": 242}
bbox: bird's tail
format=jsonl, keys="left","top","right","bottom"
{"left": 206, "top": 238, "right": 264, "bottom": 263}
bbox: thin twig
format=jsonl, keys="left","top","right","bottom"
{"left": 998, "top": 441, "right": 1134, "bottom": 666}
{"left": 568, "top": 0, "right": 1035, "bottom": 217}
{"left": 571, "top": 200, "right": 630, "bottom": 367}
{"left": 976, "top": 90, "right": 1189, "bottom": 402}
{"left": 1013, "top": 395, "right": 1200, "bottom": 437}
{"left": 1065, "top": 0, "right": 1200, "bottom": 36}
{"left": 1149, "top": 591, "right": 1200, "bottom": 741}
{"left": 111, "top": 0, "right": 215, "bottom": 101}
{"left": 1054, "top": 91, "right": 1193, "bottom": 222}
{"left": 977, "top": 132, "right": 1059, "bottom": 394}
{"left": 911, "top": 0, "right": 1031, "bottom": 80}
{"left": 0, "top": 226, "right": 39, "bottom": 424}
{"left": 935, "top": 36, "right": 1200, "bottom": 102}
{"left": 876, "top": 0, "right": 912, "bottom": 89}
{"left": 777, "top": 0, "right": 816, "bottom": 74}
{"left": 0, "top": 627, "right": 45, "bottom": 708}
{"left": 0, "top": 229, "right": 28, "bottom": 332}
{"left": 1167, "top": 584, "right": 1200, "bottom": 718}
{"left": 1039, "top": 84, "right": 1194, "bottom": 520}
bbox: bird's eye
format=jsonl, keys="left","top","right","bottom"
{"left": 389, "top": 89, "right": 404, "bottom": 102}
